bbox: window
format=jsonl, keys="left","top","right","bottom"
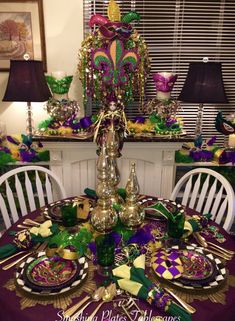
{"left": 83, "top": 0, "right": 235, "bottom": 145}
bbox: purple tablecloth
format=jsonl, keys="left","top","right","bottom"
{"left": 0, "top": 203, "right": 235, "bottom": 321}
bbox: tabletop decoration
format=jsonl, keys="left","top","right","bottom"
{"left": 151, "top": 249, "right": 184, "bottom": 280}
{"left": 46, "top": 228, "right": 93, "bottom": 260}
{"left": 35, "top": 114, "right": 95, "bottom": 139}
{"left": 119, "top": 162, "right": 145, "bottom": 228}
{"left": 78, "top": 0, "right": 150, "bottom": 113}
{"left": 144, "top": 201, "right": 185, "bottom": 239}
{"left": 42, "top": 197, "right": 92, "bottom": 224}
{"left": 127, "top": 112, "right": 184, "bottom": 137}
{"left": 0, "top": 134, "right": 49, "bottom": 165}
{"left": 45, "top": 71, "right": 79, "bottom": 123}
{"left": 15, "top": 251, "right": 88, "bottom": 296}
{"left": 95, "top": 233, "right": 116, "bottom": 276}
{"left": 90, "top": 145, "right": 118, "bottom": 233}
{"left": 112, "top": 254, "right": 192, "bottom": 321}
{"left": 105, "top": 121, "right": 124, "bottom": 206}
{"left": 175, "top": 135, "right": 235, "bottom": 165}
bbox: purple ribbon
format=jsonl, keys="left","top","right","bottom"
{"left": 80, "top": 116, "right": 92, "bottom": 129}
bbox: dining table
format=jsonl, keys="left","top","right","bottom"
{"left": 0, "top": 195, "right": 235, "bottom": 321}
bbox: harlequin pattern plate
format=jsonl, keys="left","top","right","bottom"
{"left": 15, "top": 252, "right": 88, "bottom": 296}
{"left": 168, "top": 244, "right": 226, "bottom": 290}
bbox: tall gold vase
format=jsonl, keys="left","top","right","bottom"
{"left": 90, "top": 145, "right": 118, "bottom": 233}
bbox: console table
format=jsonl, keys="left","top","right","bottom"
{"left": 36, "top": 136, "right": 193, "bottom": 199}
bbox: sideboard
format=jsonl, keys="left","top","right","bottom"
{"left": 37, "top": 136, "right": 194, "bottom": 199}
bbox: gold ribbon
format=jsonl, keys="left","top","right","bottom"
{"left": 46, "top": 246, "right": 78, "bottom": 260}
{"left": 93, "top": 109, "right": 129, "bottom": 143}
{"left": 213, "top": 148, "right": 224, "bottom": 163}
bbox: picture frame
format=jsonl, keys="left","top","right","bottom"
{"left": 0, "top": 0, "right": 47, "bottom": 71}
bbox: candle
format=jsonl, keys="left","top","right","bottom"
{"left": 228, "top": 134, "right": 235, "bottom": 148}
{"left": 51, "top": 71, "right": 66, "bottom": 80}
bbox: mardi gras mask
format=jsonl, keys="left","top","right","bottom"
{"left": 153, "top": 72, "right": 178, "bottom": 93}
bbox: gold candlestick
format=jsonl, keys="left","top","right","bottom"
{"left": 90, "top": 145, "right": 118, "bottom": 233}
{"left": 119, "top": 162, "right": 145, "bottom": 228}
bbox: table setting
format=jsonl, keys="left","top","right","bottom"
{"left": 0, "top": 188, "right": 235, "bottom": 321}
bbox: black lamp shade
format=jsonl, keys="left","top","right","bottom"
{"left": 178, "top": 62, "right": 228, "bottom": 103}
{"left": 3, "top": 60, "right": 51, "bottom": 102}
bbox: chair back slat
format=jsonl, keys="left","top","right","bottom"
{"left": 182, "top": 175, "right": 193, "bottom": 206}
{"left": 15, "top": 175, "right": 28, "bottom": 216}
{"left": 196, "top": 174, "right": 210, "bottom": 213}
{"left": 0, "top": 165, "right": 66, "bottom": 231}
{"left": 204, "top": 178, "right": 217, "bottom": 214}
{"left": 5, "top": 179, "right": 19, "bottom": 223}
{"left": 215, "top": 197, "right": 228, "bottom": 225}
{"left": 25, "top": 172, "right": 36, "bottom": 212}
{"left": 171, "top": 168, "right": 235, "bottom": 232}
{"left": 189, "top": 173, "right": 201, "bottom": 209}
{"left": 35, "top": 171, "right": 46, "bottom": 207}
{"left": 0, "top": 194, "right": 11, "bottom": 229}
{"left": 45, "top": 173, "right": 53, "bottom": 203}
{"left": 210, "top": 184, "right": 224, "bottom": 220}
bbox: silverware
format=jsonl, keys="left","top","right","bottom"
{"left": 85, "top": 302, "right": 104, "bottom": 321}
{"left": 63, "top": 295, "right": 90, "bottom": 317}
{"left": 164, "top": 287, "right": 196, "bottom": 314}
{"left": 203, "top": 248, "right": 232, "bottom": 261}
{"left": 0, "top": 251, "right": 26, "bottom": 265}
{"left": 194, "top": 233, "right": 233, "bottom": 260}
{"left": 2, "top": 242, "right": 47, "bottom": 270}
{"left": 23, "top": 219, "right": 40, "bottom": 226}
{"left": 17, "top": 224, "right": 31, "bottom": 229}
{"left": 207, "top": 241, "right": 235, "bottom": 256}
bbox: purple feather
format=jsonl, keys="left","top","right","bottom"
{"left": 7, "top": 135, "right": 20, "bottom": 145}
{"left": 207, "top": 136, "right": 217, "bottom": 146}
{"left": 127, "top": 224, "right": 154, "bottom": 245}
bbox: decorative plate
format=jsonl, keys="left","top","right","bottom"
{"left": 43, "top": 198, "right": 93, "bottom": 223}
{"left": 167, "top": 244, "right": 226, "bottom": 290}
{"left": 16, "top": 252, "right": 88, "bottom": 296}
{"left": 26, "top": 255, "right": 79, "bottom": 288}
{"left": 138, "top": 197, "right": 184, "bottom": 221}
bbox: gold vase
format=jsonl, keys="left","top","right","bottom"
{"left": 106, "top": 126, "right": 124, "bottom": 206}
{"left": 90, "top": 145, "right": 118, "bottom": 233}
{"left": 119, "top": 162, "right": 145, "bottom": 228}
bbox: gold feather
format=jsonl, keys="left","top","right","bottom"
{"left": 108, "top": 0, "right": 121, "bottom": 22}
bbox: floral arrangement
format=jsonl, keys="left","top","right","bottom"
{"left": 0, "top": 134, "right": 49, "bottom": 165}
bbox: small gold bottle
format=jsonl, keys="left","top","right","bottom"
{"left": 119, "top": 162, "right": 145, "bottom": 228}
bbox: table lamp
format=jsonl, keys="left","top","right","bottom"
{"left": 3, "top": 60, "right": 51, "bottom": 136}
{"left": 178, "top": 61, "right": 228, "bottom": 137}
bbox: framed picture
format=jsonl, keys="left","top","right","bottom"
{"left": 0, "top": 0, "right": 47, "bottom": 71}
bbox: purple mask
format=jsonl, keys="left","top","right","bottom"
{"left": 153, "top": 72, "right": 178, "bottom": 93}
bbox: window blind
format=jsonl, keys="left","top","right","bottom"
{"left": 83, "top": 0, "right": 235, "bottom": 145}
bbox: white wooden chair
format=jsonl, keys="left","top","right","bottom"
{"left": 171, "top": 168, "right": 235, "bottom": 232}
{"left": 0, "top": 165, "right": 66, "bottom": 230}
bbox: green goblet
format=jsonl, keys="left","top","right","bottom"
{"left": 95, "top": 233, "right": 115, "bottom": 276}
{"left": 61, "top": 204, "right": 77, "bottom": 227}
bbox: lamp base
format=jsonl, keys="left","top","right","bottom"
{"left": 194, "top": 103, "right": 204, "bottom": 137}
{"left": 26, "top": 102, "right": 34, "bottom": 136}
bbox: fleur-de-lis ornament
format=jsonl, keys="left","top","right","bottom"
{"left": 92, "top": 39, "right": 139, "bottom": 87}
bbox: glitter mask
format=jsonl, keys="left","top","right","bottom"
{"left": 153, "top": 72, "right": 178, "bottom": 93}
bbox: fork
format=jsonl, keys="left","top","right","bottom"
{"left": 2, "top": 242, "right": 48, "bottom": 270}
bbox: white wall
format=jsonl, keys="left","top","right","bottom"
{"left": 0, "top": 0, "right": 84, "bottom": 135}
